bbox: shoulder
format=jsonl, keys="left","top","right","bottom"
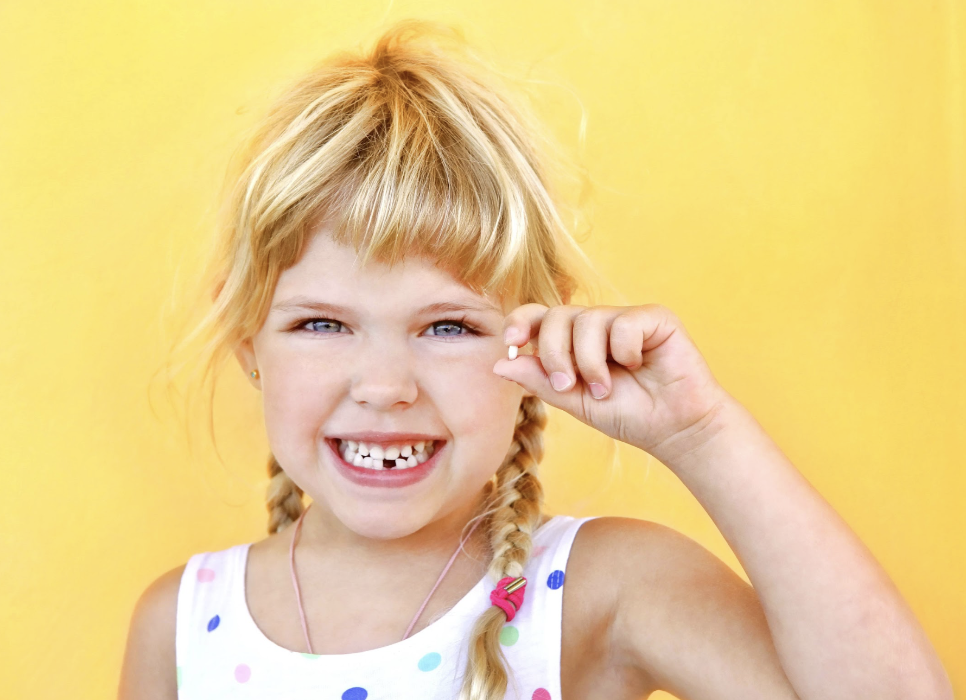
{"left": 568, "top": 515, "right": 714, "bottom": 612}
{"left": 117, "top": 563, "right": 185, "bottom": 700}
{"left": 567, "top": 516, "right": 797, "bottom": 698}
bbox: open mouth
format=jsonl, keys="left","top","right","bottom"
{"left": 327, "top": 438, "right": 443, "bottom": 470}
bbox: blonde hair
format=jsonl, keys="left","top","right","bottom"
{"left": 171, "top": 19, "right": 601, "bottom": 699}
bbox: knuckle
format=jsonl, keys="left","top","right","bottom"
{"left": 541, "top": 348, "right": 571, "bottom": 364}
{"left": 573, "top": 308, "right": 599, "bottom": 328}
{"left": 611, "top": 313, "right": 635, "bottom": 336}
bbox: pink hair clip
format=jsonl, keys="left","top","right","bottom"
{"left": 490, "top": 576, "right": 527, "bottom": 621}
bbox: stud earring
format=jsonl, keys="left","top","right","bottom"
{"left": 250, "top": 369, "right": 260, "bottom": 380}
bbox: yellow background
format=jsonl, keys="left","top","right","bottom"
{"left": 1, "top": 1, "right": 963, "bottom": 698}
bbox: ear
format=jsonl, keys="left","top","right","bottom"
{"left": 233, "top": 338, "right": 260, "bottom": 389}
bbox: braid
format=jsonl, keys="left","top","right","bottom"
{"left": 266, "top": 453, "right": 305, "bottom": 535}
{"left": 458, "top": 395, "right": 548, "bottom": 700}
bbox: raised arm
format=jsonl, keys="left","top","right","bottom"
{"left": 631, "top": 393, "right": 953, "bottom": 699}
{"left": 494, "top": 302, "right": 953, "bottom": 700}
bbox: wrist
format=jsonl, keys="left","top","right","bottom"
{"left": 644, "top": 390, "right": 746, "bottom": 471}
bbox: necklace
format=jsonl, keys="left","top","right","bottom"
{"left": 288, "top": 502, "right": 484, "bottom": 654}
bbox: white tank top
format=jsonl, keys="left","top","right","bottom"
{"left": 175, "top": 515, "right": 596, "bottom": 700}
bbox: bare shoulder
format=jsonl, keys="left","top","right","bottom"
{"left": 117, "top": 563, "right": 185, "bottom": 700}
{"left": 567, "top": 516, "right": 797, "bottom": 700}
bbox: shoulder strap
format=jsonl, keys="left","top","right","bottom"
{"left": 497, "top": 515, "right": 598, "bottom": 700}
{"left": 175, "top": 544, "right": 250, "bottom": 670}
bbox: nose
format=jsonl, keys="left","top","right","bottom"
{"left": 348, "top": 338, "right": 419, "bottom": 409}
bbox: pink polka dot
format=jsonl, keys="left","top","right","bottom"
{"left": 532, "top": 545, "right": 548, "bottom": 557}
{"left": 234, "top": 663, "right": 251, "bottom": 683}
{"left": 532, "top": 689, "right": 551, "bottom": 700}
{"left": 197, "top": 568, "right": 216, "bottom": 582}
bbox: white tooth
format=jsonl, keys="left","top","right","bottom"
{"left": 414, "top": 441, "right": 425, "bottom": 452}
{"left": 372, "top": 458, "right": 384, "bottom": 468}
{"left": 385, "top": 446, "right": 400, "bottom": 460}
{"left": 363, "top": 456, "right": 373, "bottom": 468}
{"left": 346, "top": 450, "right": 357, "bottom": 462}
{"left": 400, "top": 445, "right": 412, "bottom": 458}
{"left": 348, "top": 440, "right": 358, "bottom": 452}
{"left": 352, "top": 454, "right": 364, "bottom": 467}
{"left": 395, "top": 458, "right": 407, "bottom": 468}
{"left": 359, "top": 442, "right": 369, "bottom": 456}
{"left": 370, "top": 445, "right": 385, "bottom": 460}
{"left": 406, "top": 455, "right": 418, "bottom": 467}
{"left": 415, "top": 450, "right": 428, "bottom": 464}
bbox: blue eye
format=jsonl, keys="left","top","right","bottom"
{"left": 302, "top": 319, "right": 344, "bottom": 333}
{"left": 427, "top": 320, "right": 473, "bottom": 337}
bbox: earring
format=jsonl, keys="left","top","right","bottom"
{"left": 250, "top": 369, "right": 260, "bottom": 380}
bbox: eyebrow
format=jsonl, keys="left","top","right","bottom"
{"left": 271, "top": 296, "right": 502, "bottom": 316}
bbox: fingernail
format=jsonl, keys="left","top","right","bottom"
{"left": 504, "top": 327, "right": 519, "bottom": 344}
{"left": 550, "top": 372, "right": 572, "bottom": 391}
{"left": 589, "top": 383, "right": 608, "bottom": 399}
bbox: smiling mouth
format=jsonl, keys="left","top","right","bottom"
{"left": 327, "top": 438, "right": 442, "bottom": 470}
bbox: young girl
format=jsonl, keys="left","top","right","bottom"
{"left": 118, "top": 19, "right": 951, "bottom": 700}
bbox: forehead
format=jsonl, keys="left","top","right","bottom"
{"left": 273, "top": 231, "right": 506, "bottom": 313}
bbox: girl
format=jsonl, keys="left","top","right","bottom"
{"left": 119, "top": 19, "right": 951, "bottom": 700}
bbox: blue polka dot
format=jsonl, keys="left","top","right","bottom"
{"left": 206, "top": 615, "right": 220, "bottom": 632}
{"left": 341, "top": 688, "right": 368, "bottom": 700}
{"left": 547, "top": 570, "right": 565, "bottom": 590}
{"left": 417, "top": 652, "right": 442, "bottom": 671}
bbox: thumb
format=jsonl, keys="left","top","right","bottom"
{"left": 492, "top": 356, "right": 585, "bottom": 415}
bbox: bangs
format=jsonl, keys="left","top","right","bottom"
{"left": 324, "top": 84, "right": 528, "bottom": 302}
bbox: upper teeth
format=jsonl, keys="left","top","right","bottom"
{"left": 337, "top": 439, "right": 436, "bottom": 470}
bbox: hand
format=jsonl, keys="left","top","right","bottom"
{"left": 492, "top": 303, "right": 733, "bottom": 465}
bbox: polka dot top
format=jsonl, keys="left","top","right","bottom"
{"left": 175, "top": 515, "right": 596, "bottom": 700}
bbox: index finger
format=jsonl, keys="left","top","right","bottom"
{"left": 502, "top": 303, "right": 550, "bottom": 347}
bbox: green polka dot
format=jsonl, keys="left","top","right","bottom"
{"left": 499, "top": 625, "right": 519, "bottom": 646}
{"left": 300, "top": 653, "right": 321, "bottom": 659}
{"left": 176, "top": 666, "right": 182, "bottom": 688}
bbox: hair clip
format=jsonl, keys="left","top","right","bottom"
{"left": 489, "top": 576, "right": 527, "bottom": 621}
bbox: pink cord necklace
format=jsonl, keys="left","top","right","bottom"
{"left": 288, "top": 502, "right": 486, "bottom": 654}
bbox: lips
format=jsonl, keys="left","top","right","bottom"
{"left": 325, "top": 438, "right": 444, "bottom": 488}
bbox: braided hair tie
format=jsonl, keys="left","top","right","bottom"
{"left": 489, "top": 576, "right": 527, "bottom": 622}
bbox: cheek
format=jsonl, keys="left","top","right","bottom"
{"left": 260, "top": 361, "right": 338, "bottom": 461}
{"left": 429, "top": 351, "right": 522, "bottom": 444}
